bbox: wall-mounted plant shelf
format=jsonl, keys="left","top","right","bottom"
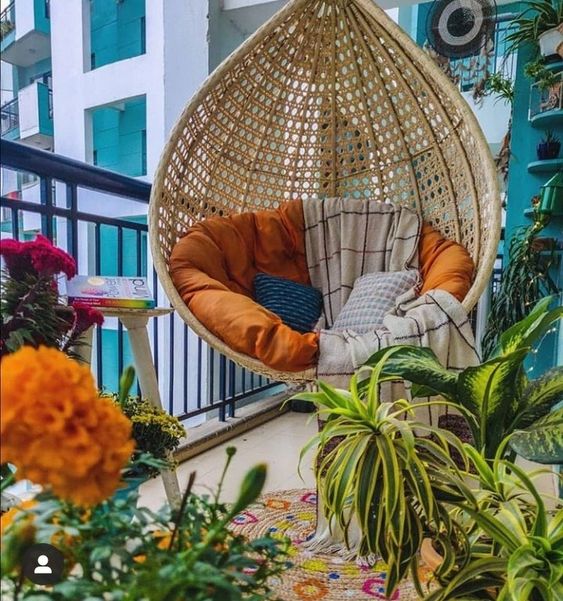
{"left": 527, "top": 158, "right": 563, "bottom": 173}
{"left": 524, "top": 207, "right": 563, "bottom": 218}
{"left": 530, "top": 109, "right": 563, "bottom": 129}
{"left": 544, "top": 61, "right": 563, "bottom": 72}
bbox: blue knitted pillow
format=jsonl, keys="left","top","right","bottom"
{"left": 254, "top": 273, "right": 323, "bottom": 334}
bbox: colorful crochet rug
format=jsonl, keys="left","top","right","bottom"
{"left": 231, "top": 489, "right": 433, "bottom": 601}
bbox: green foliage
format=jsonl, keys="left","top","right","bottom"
{"left": 426, "top": 467, "right": 563, "bottom": 601}
{"left": 506, "top": 0, "right": 563, "bottom": 51}
{"left": 364, "top": 298, "right": 563, "bottom": 460}
{"left": 103, "top": 392, "right": 186, "bottom": 477}
{"left": 1, "top": 452, "right": 288, "bottom": 601}
{"left": 292, "top": 349, "right": 472, "bottom": 598}
{"left": 525, "top": 58, "right": 560, "bottom": 90}
{"left": 0, "top": 270, "right": 74, "bottom": 356}
{"left": 510, "top": 406, "right": 563, "bottom": 464}
{"left": 484, "top": 72, "right": 515, "bottom": 105}
{"left": 481, "top": 219, "right": 559, "bottom": 358}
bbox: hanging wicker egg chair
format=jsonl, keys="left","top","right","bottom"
{"left": 149, "top": 0, "right": 501, "bottom": 383}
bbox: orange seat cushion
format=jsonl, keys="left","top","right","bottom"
{"left": 419, "top": 224, "right": 474, "bottom": 301}
{"left": 169, "top": 203, "right": 475, "bottom": 373}
{"left": 169, "top": 200, "right": 319, "bottom": 372}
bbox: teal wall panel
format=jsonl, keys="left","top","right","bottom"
{"left": 37, "top": 81, "right": 53, "bottom": 135}
{"left": 99, "top": 328, "right": 135, "bottom": 393}
{"left": 15, "top": 58, "right": 52, "bottom": 92}
{"left": 91, "top": 96, "right": 146, "bottom": 176}
{"left": 90, "top": 0, "right": 145, "bottom": 70}
{"left": 505, "top": 44, "right": 562, "bottom": 375}
{"left": 33, "top": 0, "right": 50, "bottom": 34}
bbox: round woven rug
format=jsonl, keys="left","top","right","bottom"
{"left": 231, "top": 489, "right": 433, "bottom": 601}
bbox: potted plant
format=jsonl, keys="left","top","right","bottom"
{"left": 292, "top": 349, "right": 472, "bottom": 598}
{"left": 0, "top": 348, "right": 289, "bottom": 600}
{"left": 423, "top": 464, "right": 563, "bottom": 600}
{"left": 0, "top": 236, "right": 104, "bottom": 358}
{"left": 363, "top": 298, "right": 563, "bottom": 460}
{"left": 506, "top": 1, "right": 563, "bottom": 58}
{"left": 537, "top": 130, "right": 561, "bottom": 160}
{"left": 102, "top": 367, "right": 186, "bottom": 485}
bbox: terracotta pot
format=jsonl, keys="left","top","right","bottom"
{"left": 420, "top": 538, "right": 443, "bottom": 574}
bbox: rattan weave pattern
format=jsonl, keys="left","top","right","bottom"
{"left": 149, "top": 0, "right": 501, "bottom": 383}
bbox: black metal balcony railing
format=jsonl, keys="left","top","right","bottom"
{"left": 0, "top": 139, "right": 277, "bottom": 422}
{"left": 0, "top": 98, "right": 19, "bottom": 136}
{"left": 0, "top": 2, "right": 15, "bottom": 39}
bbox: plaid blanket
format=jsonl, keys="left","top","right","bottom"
{"left": 304, "top": 198, "right": 421, "bottom": 327}
{"left": 302, "top": 198, "right": 479, "bottom": 389}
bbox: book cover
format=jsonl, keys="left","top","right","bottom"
{"left": 66, "top": 276, "right": 156, "bottom": 309}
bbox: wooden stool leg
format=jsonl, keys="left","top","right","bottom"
{"left": 119, "top": 315, "right": 182, "bottom": 510}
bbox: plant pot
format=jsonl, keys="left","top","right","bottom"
{"left": 420, "top": 538, "right": 443, "bottom": 574}
{"left": 539, "top": 27, "right": 563, "bottom": 59}
{"left": 537, "top": 141, "right": 561, "bottom": 161}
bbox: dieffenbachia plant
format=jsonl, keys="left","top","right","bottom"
{"left": 363, "top": 297, "right": 563, "bottom": 460}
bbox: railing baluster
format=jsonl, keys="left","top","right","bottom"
{"left": 117, "top": 226, "right": 124, "bottom": 377}
{"left": 95, "top": 223, "right": 103, "bottom": 387}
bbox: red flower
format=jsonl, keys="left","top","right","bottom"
{"left": 0, "top": 235, "right": 76, "bottom": 279}
{"left": 29, "top": 235, "right": 76, "bottom": 279}
{"left": 0, "top": 238, "right": 32, "bottom": 278}
{"left": 72, "top": 302, "right": 104, "bottom": 336}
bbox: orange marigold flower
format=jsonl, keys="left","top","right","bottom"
{"left": 1, "top": 346, "right": 135, "bottom": 506}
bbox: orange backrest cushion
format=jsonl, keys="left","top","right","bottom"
{"left": 418, "top": 223, "right": 475, "bottom": 301}
{"left": 169, "top": 200, "right": 319, "bottom": 372}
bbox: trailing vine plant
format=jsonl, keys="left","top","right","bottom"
{"left": 481, "top": 210, "right": 559, "bottom": 358}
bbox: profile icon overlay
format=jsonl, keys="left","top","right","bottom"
{"left": 21, "top": 543, "right": 64, "bottom": 586}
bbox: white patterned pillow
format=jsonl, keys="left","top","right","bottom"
{"left": 331, "top": 270, "right": 419, "bottom": 333}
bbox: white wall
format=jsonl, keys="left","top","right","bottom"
{"left": 14, "top": 0, "right": 36, "bottom": 41}
{"left": 463, "top": 92, "right": 512, "bottom": 151}
{"left": 17, "top": 81, "right": 39, "bottom": 137}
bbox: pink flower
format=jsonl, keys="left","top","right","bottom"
{"left": 0, "top": 235, "right": 76, "bottom": 279}
{"left": 72, "top": 302, "right": 104, "bottom": 335}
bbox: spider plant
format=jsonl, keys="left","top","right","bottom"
{"left": 292, "top": 348, "right": 473, "bottom": 598}
{"left": 425, "top": 461, "right": 563, "bottom": 601}
{"left": 505, "top": 0, "right": 563, "bottom": 52}
{"left": 363, "top": 297, "right": 563, "bottom": 460}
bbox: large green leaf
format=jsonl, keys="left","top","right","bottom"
{"left": 513, "top": 367, "right": 563, "bottom": 430}
{"left": 363, "top": 346, "right": 458, "bottom": 399}
{"left": 495, "top": 298, "right": 562, "bottom": 358}
{"left": 456, "top": 350, "right": 527, "bottom": 457}
{"left": 509, "top": 408, "right": 563, "bottom": 465}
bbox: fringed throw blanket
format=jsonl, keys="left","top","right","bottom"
{"left": 303, "top": 198, "right": 479, "bottom": 388}
{"left": 302, "top": 198, "right": 479, "bottom": 557}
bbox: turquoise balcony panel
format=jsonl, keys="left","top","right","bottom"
{"left": 90, "top": 0, "right": 145, "bottom": 70}
{"left": 1, "top": 0, "right": 50, "bottom": 67}
{"left": 91, "top": 96, "right": 147, "bottom": 177}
